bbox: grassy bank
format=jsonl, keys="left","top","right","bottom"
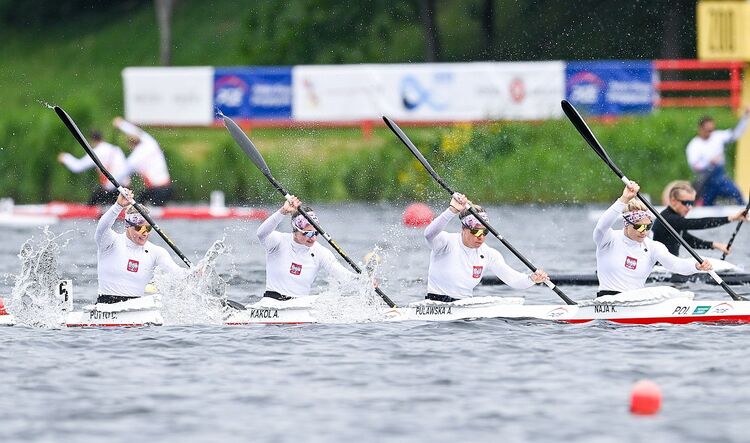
{"left": 0, "top": 105, "right": 740, "bottom": 204}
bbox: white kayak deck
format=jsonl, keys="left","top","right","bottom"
{"left": 3, "top": 287, "right": 750, "bottom": 327}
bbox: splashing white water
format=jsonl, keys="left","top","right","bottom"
{"left": 157, "top": 239, "right": 230, "bottom": 325}
{"left": 312, "top": 257, "right": 390, "bottom": 324}
{"left": 7, "top": 228, "right": 71, "bottom": 328}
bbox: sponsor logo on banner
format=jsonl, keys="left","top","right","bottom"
{"left": 472, "top": 266, "right": 483, "bottom": 278}
{"left": 567, "top": 72, "right": 605, "bottom": 105}
{"left": 291, "top": 62, "right": 565, "bottom": 122}
{"left": 509, "top": 78, "right": 526, "bottom": 103}
{"left": 214, "top": 67, "right": 292, "bottom": 119}
{"left": 127, "top": 259, "right": 139, "bottom": 273}
{"left": 400, "top": 73, "right": 451, "bottom": 112}
{"left": 624, "top": 256, "right": 637, "bottom": 270}
{"left": 215, "top": 75, "right": 250, "bottom": 109}
{"left": 565, "top": 60, "right": 654, "bottom": 115}
{"left": 290, "top": 263, "right": 302, "bottom": 275}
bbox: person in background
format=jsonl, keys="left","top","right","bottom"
{"left": 57, "top": 130, "right": 130, "bottom": 205}
{"left": 94, "top": 188, "right": 187, "bottom": 304}
{"left": 423, "top": 192, "right": 548, "bottom": 302}
{"left": 686, "top": 110, "right": 749, "bottom": 206}
{"left": 653, "top": 181, "right": 748, "bottom": 257}
{"left": 112, "top": 117, "right": 173, "bottom": 206}
{"left": 594, "top": 181, "right": 712, "bottom": 297}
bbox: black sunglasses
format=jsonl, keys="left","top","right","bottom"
{"left": 678, "top": 199, "right": 695, "bottom": 207}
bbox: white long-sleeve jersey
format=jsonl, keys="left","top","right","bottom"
{"left": 686, "top": 114, "right": 749, "bottom": 171}
{"left": 114, "top": 120, "right": 170, "bottom": 188}
{"left": 256, "top": 210, "right": 354, "bottom": 297}
{"left": 594, "top": 201, "right": 698, "bottom": 292}
{"left": 95, "top": 203, "right": 186, "bottom": 297}
{"left": 60, "top": 142, "right": 130, "bottom": 190}
{"left": 424, "top": 209, "right": 534, "bottom": 299}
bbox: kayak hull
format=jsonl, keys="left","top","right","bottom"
{"left": 3, "top": 289, "right": 750, "bottom": 327}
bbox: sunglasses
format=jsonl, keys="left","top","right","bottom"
{"left": 678, "top": 199, "right": 695, "bottom": 207}
{"left": 467, "top": 227, "right": 488, "bottom": 237}
{"left": 631, "top": 223, "right": 653, "bottom": 233}
{"left": 296, "top": 229, "right": 318, "bottom": 238}
{"left": 126, "top": 221, "right": 152, "bottom": 235}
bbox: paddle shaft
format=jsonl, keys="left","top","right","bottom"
{"left": 383, "top": 116, "right": 576, "bottom": 306}
{"left": 561, "top": 99, "right": 743, "bottom": 301}
{"left": 222, "top": 116, "right": 396, "bottom": 308}
{"left": 720, "top": 193, "right": 750, "bottom": 260}
{"left": 54, "top": 106, "right": 193, "bottom": 268}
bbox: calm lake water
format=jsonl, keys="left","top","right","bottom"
{"left": 1, "top": 203, "right": 748, "bottom": 443}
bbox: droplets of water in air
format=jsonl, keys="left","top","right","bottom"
{"left": 7, "top": 228, "right": 72, "bottom": 328}
{"left": 157, "top": 239, "right": 230, "bottom": 325}
{"left": 311, "top": 246, "right": 390, "bottom": 323}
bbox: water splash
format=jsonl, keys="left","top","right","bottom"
{"left": 7, "top": 228, "right": 72, "bottom": 328}
{"left": 312, "top": 258, "right": 389, "bottom": 324}
{"left": 158, "top": 239, "right": 230, "bottom": 325}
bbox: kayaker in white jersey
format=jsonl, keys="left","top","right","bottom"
{"left": 95, "top": 188, "right": 186, "bottom": 304}
{"left": 424, "top": 193, "right": 548, "bottom": 302}
{"left": 57, "top": 130, "right": 131, "bottom": 205}
{"left": 256, "top": 196, "right": 356, "bottom": 300}
{"left": 594, "top": 181, "right": 713, "bottom": 297}
{"left": 112, "top": 117, "right": 173, "bottom": 206}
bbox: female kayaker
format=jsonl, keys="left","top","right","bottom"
{"left": 594, "top": 181, "right": 713, "bottom": 297}
{"left": 95, "top": 188, "right": 187, "bottom": 304}
{"left": 423, "top": 193, "right": 548, "bottom": 302}
{"left": 256, "top": 196, "right": 356, "bottom": 300}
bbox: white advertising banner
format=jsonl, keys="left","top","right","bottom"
{"left": 123, "top": 67, "right": 214, "bottom": 125}
{"left": 292, "top": 62, "right": 565, "bottom": 121}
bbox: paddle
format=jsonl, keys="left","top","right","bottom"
{"left": 382, "top": 116, "right": 577, "bottom": 306}
{"left": 54, "top": 106, "right": 246, "bottom": 310}
{"left": 561, "top": 99, "right": 745, "bottom": 302}
{"left": 221, "top": 115, "right": 397, "bottom": 309}
{"left": 720, "top": 192, "right": 750, "bottom": 260}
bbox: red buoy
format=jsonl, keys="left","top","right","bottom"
{"left": 402, "top": 203, "right": 434, "bottom": 227}
{"left": 0, "top": 298, "right": 7, "bottom": 316}
{"left": 630, "top": 380, "right": 662, "bottom": 415}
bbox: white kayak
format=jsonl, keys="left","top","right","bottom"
{"left": 3, "top": 287, "right": 750, "bottom": 327}
{"left": 225, "top": 286, "right": 750, "bottom": 325}
{"left": 63, "top": 295, "right": 164, "bottom": 327}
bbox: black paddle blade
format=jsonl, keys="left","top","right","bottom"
{"left": 560, "top": 100, "right": 625, "bottom": 179}
{"left": 223, "top": 299, "right": 247, "bottom": 311}
{"left": 54, "top": 106, "right": 120, "bottom": 187}
{"left": 222, "top": 115, "right": 274, "bottom": 180}
{"left": 382, "top": 116, "right": 454, "bottom": 195}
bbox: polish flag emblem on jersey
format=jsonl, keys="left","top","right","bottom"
{"left": 290, "top": 263, "right": 302, "bottom": 275}
{"left": 472, "top": 266, "right": 483, "bottom": 278}
{"left": 624, "top": 256, "right": 637, "bottom": 270}
{"left": 127, "top": 259, "right": 140, "bottom": 273}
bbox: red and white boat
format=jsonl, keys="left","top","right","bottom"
{"left": 0, "top": 194, "right": 269, "bottom": 227}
